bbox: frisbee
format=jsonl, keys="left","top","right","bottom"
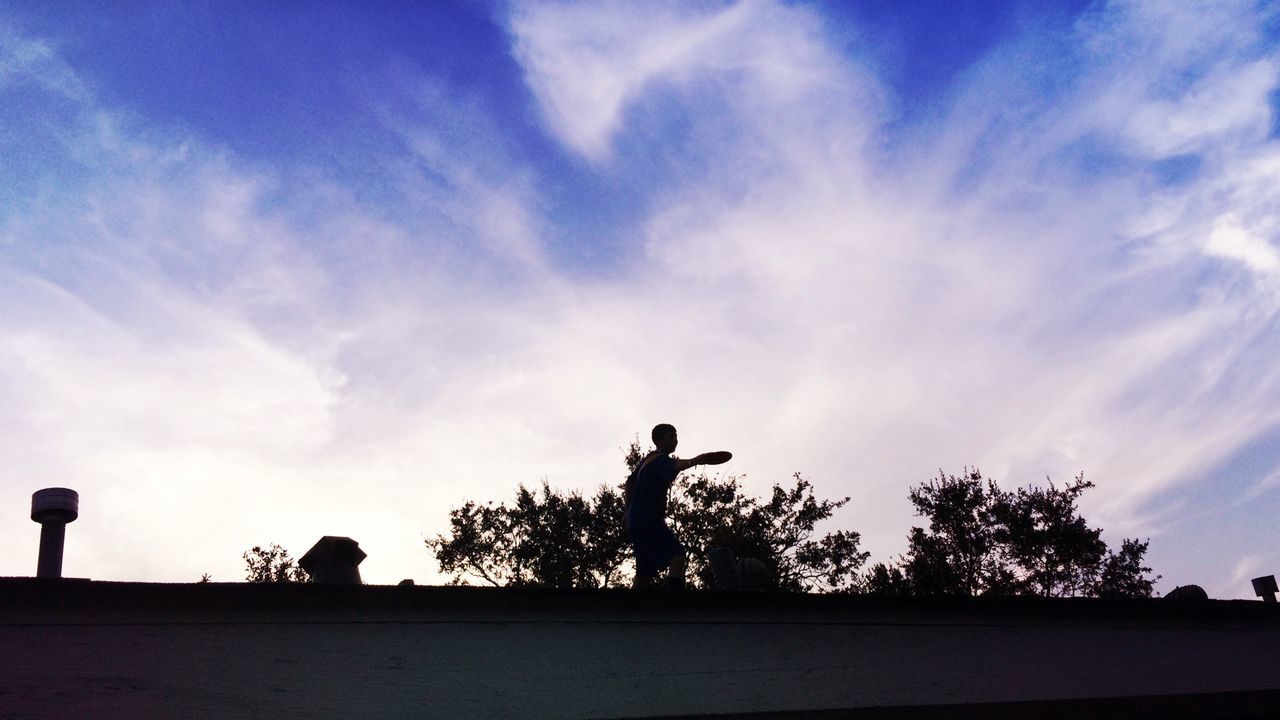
{"left": 702, "top": 451, "right": 733, "bottom": 465}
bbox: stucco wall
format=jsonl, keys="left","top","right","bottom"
{"left": 3, "top": 580, "right": 1279, "bottom": 719}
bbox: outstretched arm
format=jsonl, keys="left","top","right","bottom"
{"left": 674, "top": 451, "right": 732, "bottom": 473}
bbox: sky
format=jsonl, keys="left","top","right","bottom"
{"left": 2, "top": 0, "right": 1279, "bottom": 597}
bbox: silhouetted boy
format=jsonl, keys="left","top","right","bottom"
{"left": 624, "top": 423, "right": 731, "bottom": 589}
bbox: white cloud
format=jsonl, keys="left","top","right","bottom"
{"left": 510, "top": 0, "right": 875, "bottom": 162}
{"left": 1121, "top": 59, "right": 1277, "bottom": 158}
{"left": 509, "top": 0, "right": 751, "bottom": 160}
{"left": 1205, "top": 213, "right": 1280, "bottom": 277}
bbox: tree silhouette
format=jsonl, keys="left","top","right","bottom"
{"left": 426, "top": 438, "right": 866, "bottom": 591}
{"left": 897, "top": 469, "right": 1009, "bottom": 596}
{"left": 862, "top": 562, "right": 910, "bottom": 596}
{"left": 426, "top": 482, "right": 630, "bottom": 588}
{"left": 993, "top": 474, "right": 1106, "bottom": 597}
{"left": 243, "top": 543, "right": 310, "bottom": 583}
{"left": 866, "top": 469, "right": 1159, "bottom": 598}
{"left": 426, "top": 450, "right": 1156, "bottom": 597}
{"left": 1095, "top": 538, "right": 1159, "bottom": 599}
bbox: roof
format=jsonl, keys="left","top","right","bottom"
{"left": 4, "top": 578, "right": 1280, "bottom": 718}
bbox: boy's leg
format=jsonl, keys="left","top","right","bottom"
{"left": 632, "top": 525, "right": 683, "bottom": 589}
{"left": 633, "top": 550, "right": 658, "bottom": 588}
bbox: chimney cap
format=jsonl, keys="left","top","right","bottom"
{"left": 31, "top": 488, "right": 79, "bottom": 524}
{"left": 299, "top": 536, "right": 366, "bottom": 575}
{"left": 1252, "top": 575, "right": 1278, "bottom": 598}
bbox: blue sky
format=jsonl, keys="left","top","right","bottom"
{"left": 2, "top": 1, "right": 1279, "bottom": 596}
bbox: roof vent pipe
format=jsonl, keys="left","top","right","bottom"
{"left": 708, "top": 546, "right": 743, "bottom": 591}
{"left": 31, "top": 488, "right": 79, "bottom": 579}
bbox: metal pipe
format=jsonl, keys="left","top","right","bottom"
{"left": 31, "top": 488, "right": 79, "bottom": 579}
{"left": 37, "top": 521, "right": 67, "bottom": 578}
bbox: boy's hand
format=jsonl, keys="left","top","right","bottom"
{"left": 674, "top": 451, "right": 732, "bottom": 473}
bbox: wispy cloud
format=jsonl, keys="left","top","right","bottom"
{"left": 1227, "top": 555, "right": 1265, "bottom": 598}
{"left": 509, "top": 0, "right": 879, "bottom": 163}
{"left": 0, "top": 27, "right": 89, "bottom": 101}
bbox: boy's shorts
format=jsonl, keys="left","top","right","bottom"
{"left": 629, "top": 522, "right": 684, "bottom": 579}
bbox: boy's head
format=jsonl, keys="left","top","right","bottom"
{"left": 652, "top": 423, "right": 678, "bottom": 453}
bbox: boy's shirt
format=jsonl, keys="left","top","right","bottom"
{"left": 626, "top": 454, "right": 678, "bottom": 528}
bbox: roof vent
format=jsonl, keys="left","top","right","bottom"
{"left": 299, "top": 536, "right": 366, "bottom": 585}
{"left": 1163, "top": 584, "right": 1208, "bottom": 601}
{"left": 1252, "top": 575, "right": 1278, "bottom": 603}
{"left": 708, "top": 546, "right": 743, "bottom": 591}
{"left": 31, "top": 488, "right": 79, "bottom": 579}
